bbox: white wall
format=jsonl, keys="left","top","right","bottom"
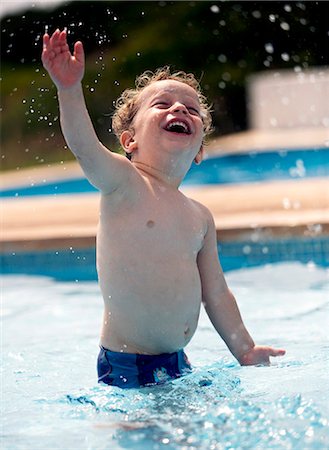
{"left": 247, "top": 68, "right": 329, "bottom": 130}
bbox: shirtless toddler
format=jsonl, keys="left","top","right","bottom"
{"left": 42, "top": 29, "right": 285, "bottom": 388}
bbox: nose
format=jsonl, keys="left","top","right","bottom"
{"left": 171, "top": 102, "right": 188, "bottom": 114}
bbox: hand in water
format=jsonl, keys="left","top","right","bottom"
{"left": 41, "top": 28, "right": 85, "bottom": 90}
{"left": 239, "top": 345, "right": 286, "bottom": 366}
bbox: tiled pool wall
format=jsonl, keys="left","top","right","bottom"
{"left": 1, "top": 235, "right": 328, "bottom": 281}
{"left": 1, "top": 246, "right": 97, "bottom": 281}
{"left": 218, "top": 235, "right": 329, "bottom": 271}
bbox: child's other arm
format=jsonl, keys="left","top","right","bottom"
{"left": 197, "top": 208, "right": 285, "bottom": 365}
{"left": 42, "top": 29, "right": 133, "bottom": 194}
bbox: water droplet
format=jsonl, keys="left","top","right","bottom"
{"left": 280, "top": 22, "right": 290, "bottom": 31}
{"left": 210, "top": 5, "right": 220, "bottom": 13}
{"left": 252, "top": 10, "right": 261, "bottom": 19}
{"left": 265, "top": 43, "right": 274, "bottom": 54}
{"left": 243, "top": 245, "right": 252, "bottom": 255}
{"left": 282, "top": 198, "right": 291, "bottom": 209}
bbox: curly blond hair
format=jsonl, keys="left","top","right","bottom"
{"left": 112, "top": 67, "right": 213, "bottom": 153}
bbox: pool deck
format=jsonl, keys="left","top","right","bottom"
{"left": 1, "top": 129, "right": 329, "bottom": 254}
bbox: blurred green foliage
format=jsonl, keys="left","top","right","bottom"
{"left": 1, "top": 1, "right": 328, "bottom": 171}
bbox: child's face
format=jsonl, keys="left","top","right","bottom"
{"left": 122, "top": 79, "right": 204, "bottom": 163}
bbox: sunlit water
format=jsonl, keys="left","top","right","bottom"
{"left": 2, "top": 262, "right": 329, "bottom": 449}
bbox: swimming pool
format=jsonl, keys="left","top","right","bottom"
{"left": 2, "top": 147, "right": 328, "bottom": 448}
{"left": 1, "top": 147, "right": 328, "bottom": 197}
{"left": 2, "top": 262, "right": 329, "bottom": 449}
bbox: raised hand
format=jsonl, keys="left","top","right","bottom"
{"left": 41, "top": 28, "right": 85, "bottom": 90}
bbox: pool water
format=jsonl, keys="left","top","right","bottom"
{"left": 184, "top": 147, "right": 329, "bottom": 186}
{"left": 2, "top": 262, "right": 329, "bottom": 449}
{"left": 1, "top": 148, "right": 328, "bottom": 197}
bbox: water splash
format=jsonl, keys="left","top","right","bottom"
{"left": 36, "top": 368, "right": 329, "bottom": 450}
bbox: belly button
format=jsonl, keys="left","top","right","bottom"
{"left": 184, "top": 325, "right": 190, "bottom": 336}
{"left": 146, "top": 220, "right": 155, "bottom": 228}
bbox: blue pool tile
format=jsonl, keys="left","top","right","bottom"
{"left": 1, "top": 236, "right": 328, "bottom": 281}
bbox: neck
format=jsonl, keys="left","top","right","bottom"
{"left": 133, "top": 161, "right": 183, "bottom": 188}
{"left": 132, "top": 151, "right": 193, "bottom": 187}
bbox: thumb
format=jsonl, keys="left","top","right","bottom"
{"left": 73, "top": 41, "right": 85, "bottom": 64}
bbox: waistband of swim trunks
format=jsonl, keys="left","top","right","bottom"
{"left": 99, "top": 345, "right": 184, "bottom": 361}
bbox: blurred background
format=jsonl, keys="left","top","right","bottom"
{"left": 1, "top": 0, "right": 328, "bottom": 171}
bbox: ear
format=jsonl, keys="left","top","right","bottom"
{"left": 120, "top": 130, "right": 138, "bottom": 155}
{"left": 194, "top": 146, "right": 204, "bottom": 165}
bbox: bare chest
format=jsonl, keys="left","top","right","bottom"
{"left": 99, "top": 187, "right": 206, "bottom": 257}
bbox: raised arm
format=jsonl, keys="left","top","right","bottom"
{"left": 41, "top": 29, "right": 134, "bottom": 194}
{"left": 197, "top": 208, "right": 286, "bottom": 365}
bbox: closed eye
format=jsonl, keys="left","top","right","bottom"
{"left": 153, "top": 102, "right": 169, "bottom": 108}
{"left": 188, "top": 107, "right": 201, "bottom": 116}
{"left": 152, "top": 101, "right": 200, "bottom": 116}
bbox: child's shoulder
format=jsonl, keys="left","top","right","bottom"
{"left": 184, "top": 194, "right": 214, "bottom": 227}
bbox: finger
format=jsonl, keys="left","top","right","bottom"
{"left": 270, "top": 348, "right": 286, "bottom": 357}
{"left": 50, "top": 28, "right": 61, "bottom": 46}
{"left": 41, "top": 36, "right": 51, "bottom": 66}
{"left": 59, "top": 29, "right": 67, "bottom": 43}
{"left": 43, "top": 33, "right": 50, "bottom": 49}
{"left": 74, "top": 41, "right": 85, "bottom": 64}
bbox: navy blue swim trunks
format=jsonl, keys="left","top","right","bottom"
{"left": 97, "top": 346, "right": 192, "bottom": 388}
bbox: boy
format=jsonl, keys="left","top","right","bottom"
{"left": 42, "top": 29, "right": 285, "bottom": 388}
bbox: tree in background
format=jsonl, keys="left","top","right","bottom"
{"left": 1, "top": 1, "right": 328, "bottom": 170}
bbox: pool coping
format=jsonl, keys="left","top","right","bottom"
{"left": 1, "top": 177, "right": 328, "bottom": 254}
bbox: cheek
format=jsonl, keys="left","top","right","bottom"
{"left": 195, "top": 119, "right": 205, "bottom": 138}
{"left": 133, "top": 117, "right": 158, "bottom": 143}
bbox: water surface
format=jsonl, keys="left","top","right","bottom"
{"left": 2, "top": 262, "right": 329, "bottom": 449}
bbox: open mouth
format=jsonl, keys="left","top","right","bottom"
{"left": 165, "top": 120, "right": 191, "bottom": 135}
